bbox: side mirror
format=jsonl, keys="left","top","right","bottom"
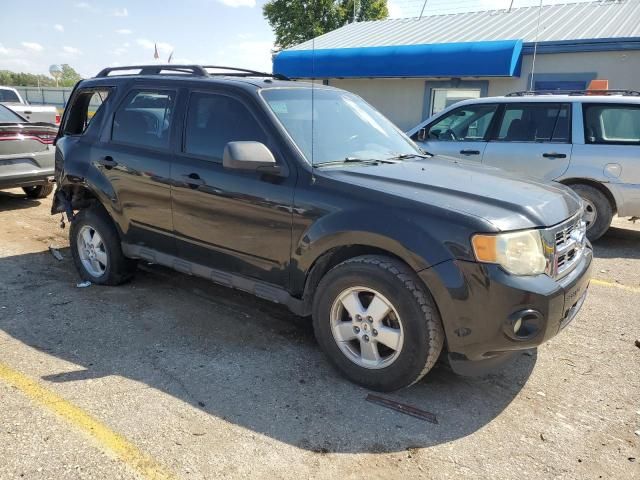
{"left": 417, "top": 127, "right": 428, "bottom": 142}
{"left": 222, "top": 141, "right": 279, "bottom": 173}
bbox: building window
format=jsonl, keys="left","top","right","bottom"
{"left": 430, "top": 88, "right": 482, "bottom": 116}
{"left": 534, "top": 80, "right": 587, "bottom": 91}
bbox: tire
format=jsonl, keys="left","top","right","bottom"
{"left": 312, "top": 255, "right": 444, "bottom": 392}
{"left": 69, "top": 205, "right": 136, "bottom": 285}
{"left": 23, "top": 184, "right": 54, "bottom": 199}
{"left": 571, "top": 184, "right": 613, "bottom": 242}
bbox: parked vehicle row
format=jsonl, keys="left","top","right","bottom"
{"left": 50, "top": 65, "right": 592, "bottom": 391}
{"left": 0, "top": 86, "right": 60, "bottom": 125}
{"left": 408, "top": 91, "right": 640, "bottom": 241}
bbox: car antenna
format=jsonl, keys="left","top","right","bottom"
{"left": 311, "top": 34, "right": 316, "bottom": 184}
{"left": 529, "top": 0, "right": 544, "bottom": 91}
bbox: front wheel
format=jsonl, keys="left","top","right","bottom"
{"left": 69, "top": 205, "right": 137, "bottom": 285}
{"left": 312, "top": 255, "right": 444, "bottom": 391}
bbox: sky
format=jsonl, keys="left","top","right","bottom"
{"left": 0, "top": 0, "right": 593, "bottom": 78}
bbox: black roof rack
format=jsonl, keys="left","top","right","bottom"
{"left": 95, "top": 64, "right": 289, "bottom": 81}
{"left": 506, "top": 89, "right": 640, "bottom": 97}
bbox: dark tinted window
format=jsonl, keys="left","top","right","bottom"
{"left": 495, "top": 103, "right": 570, "bottom": 142}
{"left": 426, "top": 104, "right": 497, "bottom": 142}
{"left": 0, "top": 89, "right": 21, "bottom": 103}
{"left": 112, "top": 90, "right": 175, "bottom": 149}
{"left": 584, "top": 104, "right": 640, "bottom": 144}
{"left": 184, "top": 92, "right": 267, "bottom": 161}
{"left": 0, "top": 104, "right": 24, "bottom": 123}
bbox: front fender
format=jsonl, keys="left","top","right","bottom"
{"left": 291, "top": 207, "right": 463, "bottom": 293}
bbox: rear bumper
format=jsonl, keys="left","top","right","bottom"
{"left": 0, "top": 150, "right": 55, "bottom": 189}
{"left": 419, "top": 246, "right": 593, "bottom": 375}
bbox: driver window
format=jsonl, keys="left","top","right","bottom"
{"left": 427, "top": 104, "right": 497, "bottom": 142}
{"left": 112, "top": 89, "right": 176, "bottom": 149}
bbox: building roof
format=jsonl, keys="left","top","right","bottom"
{"left": 288, "top": 0, "right": 640, "bottom": 51}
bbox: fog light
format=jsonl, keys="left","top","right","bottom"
{"left": 513, "top": 318, "right": 523, "bottom": 334}
{"left": 504, "top": 309, "right": 544, "bottom": 341}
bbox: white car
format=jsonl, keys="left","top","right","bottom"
{"left": 408, "top": 91, "right": 640, "bottom": 240}
{"left": 0, "top": 86, "right": 59, "bottom": 125}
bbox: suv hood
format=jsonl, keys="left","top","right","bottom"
{"left": 321, "top": 157, "right": 581, "bottom": 231}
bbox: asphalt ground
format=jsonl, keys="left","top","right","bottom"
{"left": 0, "top": 189, "right": 638, "bottom": 479}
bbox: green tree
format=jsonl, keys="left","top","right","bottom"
{"left": 263, "top": 0, "right": 388, "bottom": 50}
{"left": 59, "top": 64, "right": 83, "bottom": 87}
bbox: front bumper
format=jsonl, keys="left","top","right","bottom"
{"left": 419, "top": 245, "right": 593, "bottom": 374}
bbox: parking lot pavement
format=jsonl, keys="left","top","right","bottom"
{"left": 0, "top": 189, "right": 638, "bottom": 480}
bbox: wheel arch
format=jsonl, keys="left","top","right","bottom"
{"left": 559, "top": 178, "right": 618, "bottom": 214}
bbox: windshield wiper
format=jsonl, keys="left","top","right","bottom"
{"left": 387, "top": 152, "right": 433, "bottom": 161}
{"left": 315, "top": 157, "right": 400, "bottom": 168}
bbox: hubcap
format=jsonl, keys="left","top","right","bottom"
{"left": 582, "top": 198, "right": 597, "bottom": 229}
{"left": 77, "top": 225, "right": 108, "bottom": 277}
{"left": 330, "top": 287, "right": 404, "bottom": 369}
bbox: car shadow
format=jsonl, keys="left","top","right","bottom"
{"left": 0, "top": 248, "right": 536, "bottom": 454}
{"left": 0, "top": 190, "right": 42, "bottom": 212}
{"left": 592, "top": 224, "right": 640, "bottom": 260}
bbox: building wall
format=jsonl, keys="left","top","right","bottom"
{"left": 328, "top": 50, "right": 640, "bottom": 130}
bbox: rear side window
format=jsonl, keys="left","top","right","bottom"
{"left": 0, "top": 89, "right": 20, "bottom": 103}
{"left": 63, "top": 88, "right": 112, "bottom": 136}
{"left": 112, "top": 90, "right": 175, "bottom": 149}
{"left": 183, "top": 92, "right": 268, "bottom": 162}
{"left": 583, "top": 104, "right": 640, "bottom": 145}
{"left": 0, "top": 104, "right": 24, "bottom": 122}
{"left": 494, "top": 103, "right": 570, "bottom": 143}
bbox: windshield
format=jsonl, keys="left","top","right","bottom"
{"left": 261, "top": 88, "right": 422, "bottom": 165}
{"left": 0, "top": 104, "right": 24, "bottom": 123}
{"left": 0, "top": 89, "right": 21, "bottom": 103}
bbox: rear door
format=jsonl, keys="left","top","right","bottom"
{"left": 482, "top": 102, "right": 572, "bottom": 181}
{"left": 93, "top": 87, "right": 177, "bottom": 253}
{"left": 170, "top": 89, "right": 295, "bottom": 287}
{"left": 412, "top": 103, "right": 499, "bottom": 162}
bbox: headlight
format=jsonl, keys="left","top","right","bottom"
{"left": 472, "top": 230, "right": 547, "bottom": 276}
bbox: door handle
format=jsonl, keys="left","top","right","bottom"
{"left": 543, "top": 152, "right": 567, "bottom": 159}
{"left": 460, "top": 149, "right": 481, "bottom": 155}
{"left": 182, "top": 173, "right": 205, "bottom": 188}
{"left": 98, "top": 156, "right": 118, "bottom": 169}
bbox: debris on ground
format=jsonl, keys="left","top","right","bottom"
{"left": 49, "top": 246, "right": 63, "bottom": 261}
{"left": 76, "top": 281, "right": 92, "bottom": 288}
{"left": 635, "top": 339, "right": 640, "bottom": 349}
{"left": 365, "top": 394, "right": 438, "bottom": 424}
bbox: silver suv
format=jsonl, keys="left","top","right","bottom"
{"left": 408, "top": 91, "right": 640, "bottom": 240}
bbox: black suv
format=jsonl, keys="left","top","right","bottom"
{"left": 52, "top": 65, "right": 592, "bottom": 391}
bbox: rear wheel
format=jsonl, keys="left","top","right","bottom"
{"left": 312, "top": 255, "right": 444, "bottom": 391}
{"left": 23, "top": 184, "right": 53, "bottom": 199}
{"left": 571, "top": 184, "right": 613, "bottom": 241}
{"left": 70, "top": 205, "right": 136, "bottom": 285}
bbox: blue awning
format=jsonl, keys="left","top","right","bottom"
{"left": 273, "top": 40, "right": 523, "bottom": 79}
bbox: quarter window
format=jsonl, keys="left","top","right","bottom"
{"left": 183, "top": 92, "right": 267, "bottom": 162}
{"left": 583, "top": 104, "right": 640, "bottom": 144}
{"left": 112, "top": 90, "right": 175, "bottom": 149}
{"left": 494, "top": 104, "right": 570, "bottom": 143}
{"left": 426, "top": 104, "right": 497, "bottom": 142}
{"left": 63, "top": 88, "right": 112, "bottom": 136}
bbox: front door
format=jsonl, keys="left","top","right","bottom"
{"left": 170, "top": 91, "right": 295, "bottom": 288}
{"left": 415, "top": 103, "right": 499, "bottom": 162}
{"left": 94, "top": 88, "right": 177, "bottom": 253}
{"left": 482, "top": 102, "right": 573, "bottom": 181}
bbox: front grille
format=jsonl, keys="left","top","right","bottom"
{"left": 543, "top": 214, "right": 587, "bottom": 279}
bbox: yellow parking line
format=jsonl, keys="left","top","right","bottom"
{"left": 591, "top": 278, "right": 640, "bottom": 294}
{"left": 0, "top": 362, "right": 176, "bottom": 480}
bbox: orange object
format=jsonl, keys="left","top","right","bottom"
{"left": 587, "top": 79, "right": 609, "bottom": 94}
{"left": 472, "top": 234, "right": 497, "bottom": 262}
